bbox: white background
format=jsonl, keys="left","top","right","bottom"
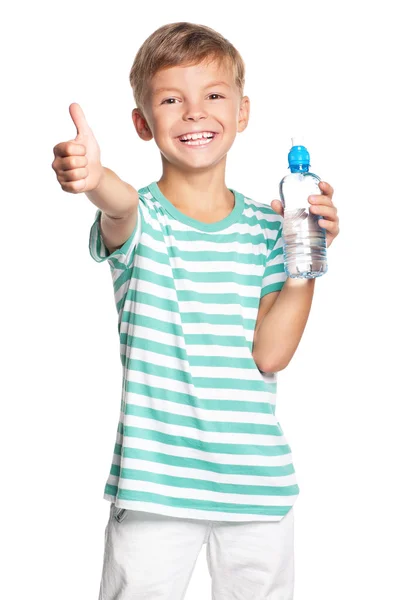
{"left": 2, "top": 0, "right": 397, "bottom": 598}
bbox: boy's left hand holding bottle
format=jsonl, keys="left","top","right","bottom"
{"left": 271, "top": 181, "right": 340, "bottom": 249}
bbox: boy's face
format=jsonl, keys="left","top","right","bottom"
{"left": 132, "top": 59, "right": 250, "bottom": 171}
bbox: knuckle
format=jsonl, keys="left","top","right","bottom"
{"left": 71, "top": 180, "right": 83, "bottom": 193}
{"left": 64, "top": 170, "right": 75, "bottom": 182}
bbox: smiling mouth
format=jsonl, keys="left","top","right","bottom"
{"left": 177, "top": 133, "right": 219, "bottom": 147}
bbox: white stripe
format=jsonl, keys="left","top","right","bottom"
{"left": 127, "top": 347, "right": 264, "bottom": 381}
{"left": 109, "top": 435, "right": 294, "bottom": 467}
{"left": 119, "top": 324, "right": 256, "bottom": 359}
{"left": 122, "top": 413, "right": 288, "bottom": 447}
{"left": 128, "top": 393, "right": 280, "bottom": 425}
{"left": 137, "top": 249, "right": 265, "bottom": 277}
{"left": 124, "top": 373, "right": 277, "bottom": 402}
{"left": 135, "top": 256, "right": 263, "bottom": 297}
{"left": 123, "top": 301, "right": 255, "bottom": 338}
{"left": 160, "top": 236, "right": 268, "bottom": 255}
{"left": 123, "top": 293, "right": 259, "bottom": 318}
{"left": 121, "top": 457, "right": 297, "bottom": 487}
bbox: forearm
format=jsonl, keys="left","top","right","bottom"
{"left": 85, "top": 166, "right": 138, "bottom": 219}
{"left": 252, "top": 277, "right": 316, "bottom": 372}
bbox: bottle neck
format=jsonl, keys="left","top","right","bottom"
{"left": 289, "top": 164, "right": 309, "bottom": 173}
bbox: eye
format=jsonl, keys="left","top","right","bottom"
{"left": 161, "top": 94, "right": 224, "bottom": 105}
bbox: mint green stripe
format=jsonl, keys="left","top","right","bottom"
{"left": 112, "top": 266, "right": 132, "bottom": 294}
{"left": 176, "top": 291, "right": 260, "bottom": 308}
{"left": 126, "top": 288, "right": 254, "bottom": 327}
{"left": 181, "top": 312, "right": 255, "bottom": 329}
{"left": 121, "top": 313, "right": 184, "bottom": 336}
{"left": 138, "top": 243, "right": 176, "bottom": 265}
{"left": 171, "top": 249, "right": 263, "bottom": 266}
{"left": 120, "top": 314, "right": 250, "bottom": 347}
{"left": 261, "top": 280, "right": 285, "bottom": 296}
{"left": 120, "top": 335, "right": 257, "bottom": 368}
{"left": 125, "top": 268, "right": 261, "bottom": 308}
{"left": 170, "top": 268, "right": 262, "bottom": 288}
{"left": 119, "top": 468, "right": 298, "bottom": 497}
{"left": 127, "top": 290, "right": 180, "bottom": 313}
{"left": 122, "top": 425, "right": 291, "bottom": 456}
{"left": 183, "top": 333, "right": 250, "bottom": 347}
{"left": 105, "top": 485, "right": 294, "bottom": 517}
{"left": 107, "top": 255, "right": 130, "bottom": 270}
{"left": 119, "top": 446, "right": 295, "bottom": 476}
{"left": 125, "top": 403, "right": 282, "bottom": 436}
{"left": 171, "top": 230, "right": 267, "bottom": 245}
{"left": 190, "top": 376, "right": 267, "bottom": 391}
{"left": 120, "top": 335, "right": 188, "bottom": 362}
{"left": 125, "top": 358, "right": 263, "bottom": 390}
{"left": 124, "top": 380, "right": 277, "bottom": 406}
{"left": 263, "top": 262, "right": 285, "bottom": 277}
{"left": 133, "top": 267, "right": 175, "bottom": 289}
{"left": 96, "top": 225, "right": 106, "bottom": 259}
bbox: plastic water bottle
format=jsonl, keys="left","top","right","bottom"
{"left": 279, "top": 137, "right": 328, "bottom": 279}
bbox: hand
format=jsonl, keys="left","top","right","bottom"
{"left": 271, "top": 181, "right": 340, "bottom": 248}
{"left": 52, "top": 103, "right": 103, "bottom": 193}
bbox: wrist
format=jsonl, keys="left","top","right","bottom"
{"left": 92, "top": 164, "right": 106, "bottom": 192}
{"left": 285, "top": 276, "right": 316, "bottom": 288}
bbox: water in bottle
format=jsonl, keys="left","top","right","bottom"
{"left": 279, "top": 137, "right": 328, "bottom": 278}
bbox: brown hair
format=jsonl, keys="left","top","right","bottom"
{"left": 129, "top": 22, "right": 246, "bottom": 116}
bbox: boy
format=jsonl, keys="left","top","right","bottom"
{"left": 52, "top": 21, "right": 339, "bottom": 600}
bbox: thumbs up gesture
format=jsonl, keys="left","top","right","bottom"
{"left": 52, "top": 103, "right": 103, "bottom": 193}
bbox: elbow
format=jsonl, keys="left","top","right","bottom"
{"left": 252, "top": 346, "right": 290, "bottom": 374}
{"left": 255, "top": 356, "right": 290, "bottom": 373}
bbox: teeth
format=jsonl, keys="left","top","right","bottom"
{"left": 179, "top": 132, "right": 214, "bottom": 141}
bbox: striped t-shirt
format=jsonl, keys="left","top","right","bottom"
{"left": 89, "top": 181, "right": 299, "bottom": 522}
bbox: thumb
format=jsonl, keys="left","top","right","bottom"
{"left": 271, "top": 199, "right": 284, "bottom": 216}
{"left": 69, "top": 102, "right": 91, "bottom": 139}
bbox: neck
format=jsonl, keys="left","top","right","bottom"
{"left": 157, "top": 162, "right": 233, "bottom": 212}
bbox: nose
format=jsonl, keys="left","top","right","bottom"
{"left": 183, "top": 101, "right": 208, "bottom": 122}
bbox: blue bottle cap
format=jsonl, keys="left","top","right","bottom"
{"left": 288, "top": 137, "right": 310, "bottom": 170}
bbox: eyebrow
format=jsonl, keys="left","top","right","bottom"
{"left": 152, "top": 81, "right": 231, "bottom": 95}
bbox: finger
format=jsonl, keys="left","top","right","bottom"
{"left": 69, "top": 102, "right": 91, "bottom": 138}
{"left": 308, "top": 193, "right": 334, "bottom": 206}
{"left": 58, "top": 155, "right": 88, "bottom": 171}
{"left": 318, "top": 218, "right": 339, "bottom": 235}
{"left": 59, "top": 179, "right": 87, "bottom": 194}
{"left": 59, "top": 167, "right": 88, "bottom": 182}
{"left": 53, "top": 141, "right": 86, "bottom": 158}
{"left": 309, "top": 204, "right": 338, "bottom": 220}
{"left": 270, "top": 199, "right": 284, "bottom": 215}
{"left": 318, "top": 180, "right": 334, "bottom": 198}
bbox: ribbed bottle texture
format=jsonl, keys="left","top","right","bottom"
{"left": 279, "top": 138, "right": 328, "bottom": 278}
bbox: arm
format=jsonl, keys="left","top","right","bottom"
{"left": 252, "top": 277, "right": 315, "bottom": 373}
{"left": 253, "top": 180, "right": 338, "bottom": 373}
{"left": 85, "top": 167, "right": 139, "bottom": 253}
{"left": 52, "top": 103, "right": 139, "bottom": 255}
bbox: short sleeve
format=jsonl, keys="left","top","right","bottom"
{"left": 260, "top": 217, "right": 287, "bottom": 297}
{"left": 89, "top": 202, "right": 142, "bottom": 269}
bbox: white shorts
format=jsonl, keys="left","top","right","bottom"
{"left": 98, "top": 502, "right": 295, "bottom": 600}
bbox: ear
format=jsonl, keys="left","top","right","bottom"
{"left": 237, "top": 96, "right": 250, "bottom": 133}
{"left": 132, "top": 108, "right": 153, "bottom": 141}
